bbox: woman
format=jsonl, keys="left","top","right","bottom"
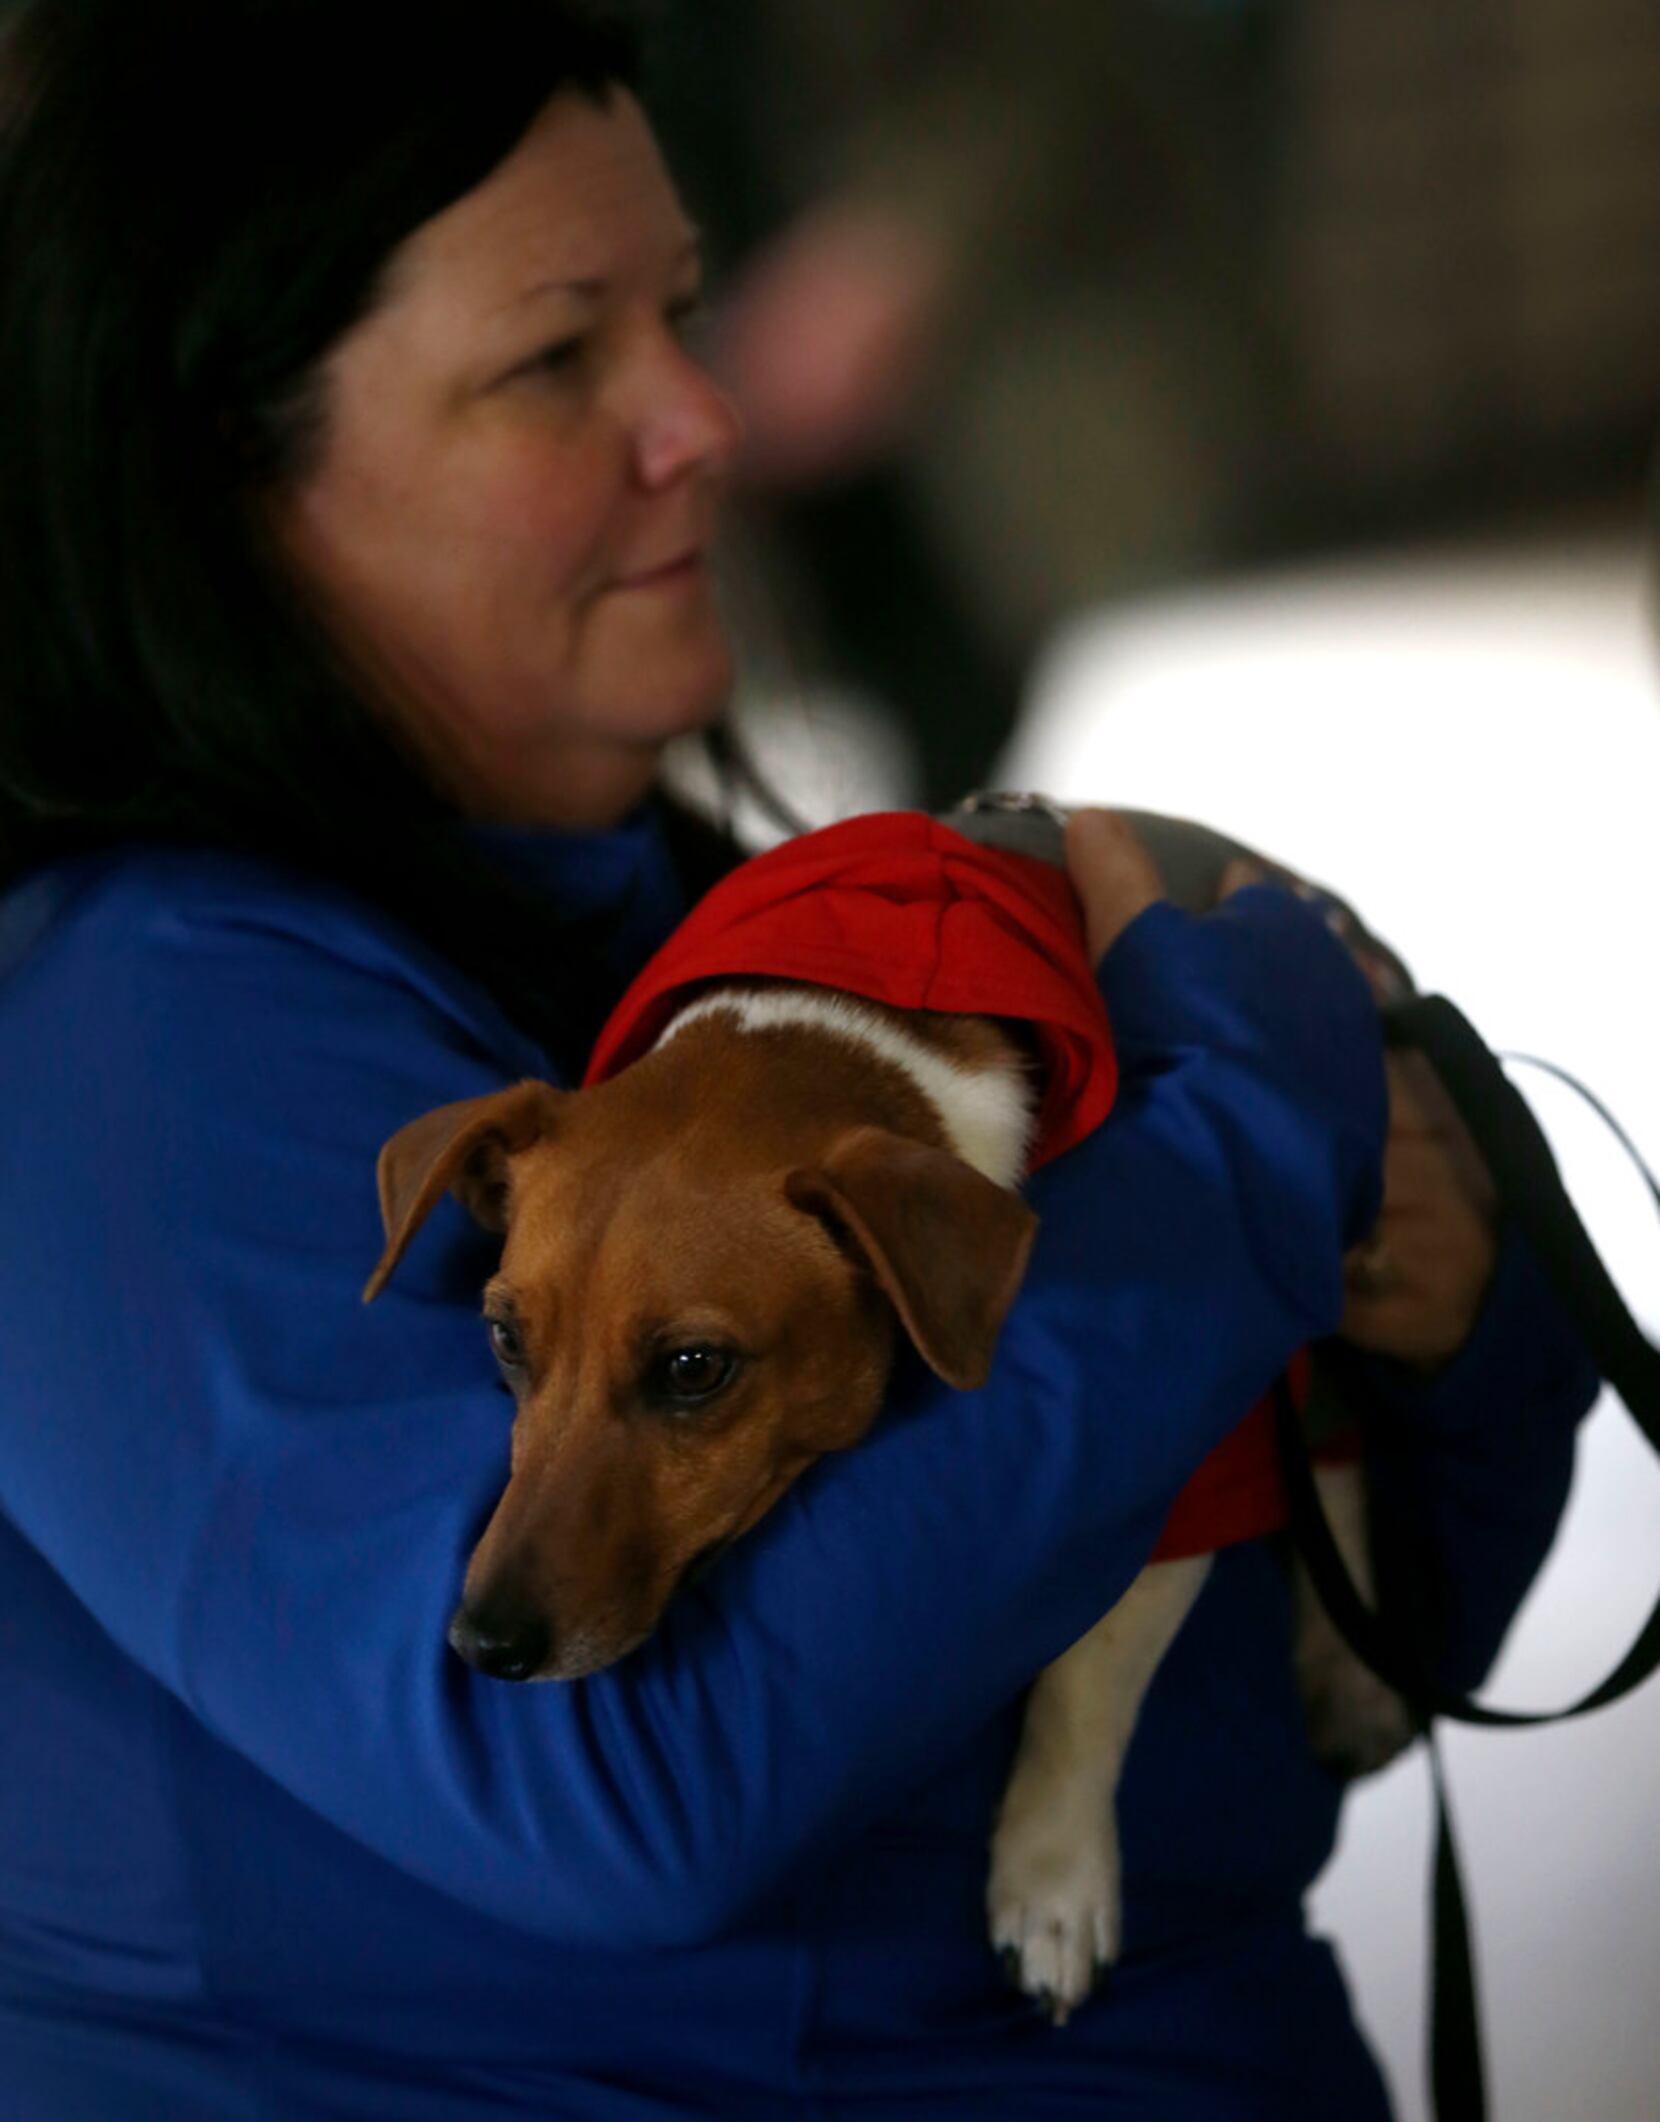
{"left": 0, "top": 4, "right": 1595, "bottom": 2117}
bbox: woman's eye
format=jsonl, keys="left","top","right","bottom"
{"left": 651, "top": 1345, "right": 737, "bottom": 1408}
{"left": 532, "top": 335, "right": 587, "bottom": 376}
{"left": 487, "top": 1317, "right": 528, "bottom": 1372}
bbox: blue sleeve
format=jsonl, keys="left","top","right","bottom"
{"left": 1341, "top": 1227, "right": 1601, "bottom": 1694}
{"left": 0, "top": 861, "right": 1384, "bottom": 1951}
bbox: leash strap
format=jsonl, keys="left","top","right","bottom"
{"left": 1277, "top": 993, "right": 1660, "bottom": 2122}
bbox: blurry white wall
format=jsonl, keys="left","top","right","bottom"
{"left": 998, "top": 523, "right": 1660, "bottom": 2122}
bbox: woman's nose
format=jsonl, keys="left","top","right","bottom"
{"left": 631, "top": 339, "right": 744, "bottom": 492}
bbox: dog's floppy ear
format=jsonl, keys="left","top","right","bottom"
{"left": 786, "top": 1127, "right": 1038, "bottom": 1390}
{"left": 363, "top": 1080, "right": 563, "bottom": 1303}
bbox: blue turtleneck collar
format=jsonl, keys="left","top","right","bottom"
{"left": 464, "top": 799, "right": 690, "bottom": 993}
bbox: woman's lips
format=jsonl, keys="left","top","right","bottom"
{"left": 611, "top": 549, "right": 706, "bottom": 593}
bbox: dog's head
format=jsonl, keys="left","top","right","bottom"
{"left": 365, "top": 1042, "right": 1036, "bottom": 1680}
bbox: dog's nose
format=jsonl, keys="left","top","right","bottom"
{"left": 447, "top": 1601, "right": 550, "bottom": 1683}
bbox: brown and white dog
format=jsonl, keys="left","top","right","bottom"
{"left": 364, "top": 807, "right": 1415, "bottom": 2022}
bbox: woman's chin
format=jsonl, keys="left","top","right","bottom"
{"left": 631, "top": 641, "right": 737, "bottom": 746}
{"left": 595, "top": 590, "right": 736, "bottom": 736}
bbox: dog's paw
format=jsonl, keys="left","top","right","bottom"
{"left": 986, "top": 1805, "right": 1121, "bottom": 2025}
{"left": 1297, "top": 1634, "right": 1418, "bottom": 1783}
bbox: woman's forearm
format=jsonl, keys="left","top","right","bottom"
{"left": 0, "top": 863, "right": 1385, "bottom": 1948}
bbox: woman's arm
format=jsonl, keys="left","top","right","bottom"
{"left": 0, "top": 852, "right": 1384, "bottom": 1950}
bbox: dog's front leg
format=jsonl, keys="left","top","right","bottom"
{"left": 987, "top": 1554, "right": 1210, "bottom": 2024}
{"left": 1291, "top": 1461, "right": 1419, "bottom": 1780}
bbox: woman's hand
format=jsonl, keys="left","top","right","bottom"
{"left": 1063, "top": 809, "right": 1166, "bottom": 963}
{"left": 1338, "top": 1047, "right": 1499, "bottom": 1372}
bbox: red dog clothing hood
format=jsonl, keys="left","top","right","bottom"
{"left": 587, "top": 812, "right": 1335, "bottom": 1563}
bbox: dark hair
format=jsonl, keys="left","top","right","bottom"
{"left": 0, "top": 0, "right": 736, "bottom": 1071}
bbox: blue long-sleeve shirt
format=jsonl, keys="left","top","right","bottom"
{"left": 0, "top": 810, "right": 1595, "bottom": 2118}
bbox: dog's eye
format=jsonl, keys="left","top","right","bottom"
{"left": 650, "top": 1345, "right": 737, "bottom": 1408}
{"left": 487, "top": 1317, "right": 528, "bottom": 1372}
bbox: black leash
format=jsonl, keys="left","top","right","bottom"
{"left": 1277, "top": 993, "right": 1660, "bottom": 2122}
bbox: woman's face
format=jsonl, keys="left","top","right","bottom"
{"left": 274, "top": 90, "right": 742, "bottom": 829}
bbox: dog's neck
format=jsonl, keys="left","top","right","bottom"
{"left": 656, "top": 986, "right": 1036, "bottom": 1190}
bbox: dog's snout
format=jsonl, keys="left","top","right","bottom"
{"left": 448, "top": 1600, "right": 550, "bottom": 1683}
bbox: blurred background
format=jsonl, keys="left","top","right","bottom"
{"left": 644, "top": 1, "right": 1660, "bottom": 2115}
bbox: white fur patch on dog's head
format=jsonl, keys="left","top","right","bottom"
{"left": 658, "top": 987, "right": 1035, "bottom": 1189}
